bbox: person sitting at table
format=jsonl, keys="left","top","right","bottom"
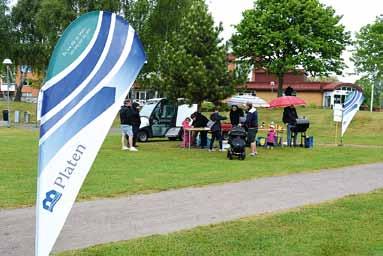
{"left": 191, "top": 111, "right": 209, "bottom": 148}
{"left": 209, "top": 108, "right": 227, "bottom": 152}
{"left": 181, "top": 117, "right": 193, "bottom": 148}
{"left": 229, "top": 105, "right": 244, "bottom": 127}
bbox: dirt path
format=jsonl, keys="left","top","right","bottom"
{"left": 1, "top": 162, "right": 382, "bottom": 255}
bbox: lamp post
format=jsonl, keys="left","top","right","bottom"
{"left": 370, "top": 80, "right": 375, "bottom": 112}
{"left": 3, "top": 58, "right": 12, "bottom": 128}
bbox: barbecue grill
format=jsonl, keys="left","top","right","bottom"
{"left": 290, "top": 118, "right": 310, "bottom": 147}
{"left": 291, "top": 118, "right": 310, "bottom": 133}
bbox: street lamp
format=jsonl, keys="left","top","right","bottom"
{"left": 3, "top": 58, "right": 12, "bottom": 128}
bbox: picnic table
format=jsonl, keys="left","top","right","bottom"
{"left": 184, "top": 127, "right": 210, "bottom": 150}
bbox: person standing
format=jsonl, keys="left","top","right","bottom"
{"left": 191, "top": 111, "right": 209, "bottom": 148}
{"left": 284, "top": 86, "right": 294, "bottom": 96}
{"left": 131, "top": 102, "right": 141, "bottom": 147}
{"left": 282, "top": 105, "right": 298, "bottom": 146}
{"left": 181, "top": 117, "right": 193, "bottom": 148}
{"left": 119, "top": 99, "right": 137, "bottom": 151}
{"left": 209, "top": 108, "right": 227, "bottom": 152}
{"left": 229, "top": 105, "right": 244, "bottom": 126}
{"left": 266, "top": 123, "right": 276, "bottom": 149}
{"left": 245, "top": 103, "right": 258, "bottom": 156}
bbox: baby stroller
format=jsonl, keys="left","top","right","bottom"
{"left": 227, "top": 126, "right": 247, "bottom": 160}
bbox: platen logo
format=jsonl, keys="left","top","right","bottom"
{"left": 43, "top": 190, "right": 62, "bottom": 212}
{"left": 42, "top": 144, "right": 86, "bottom": 213}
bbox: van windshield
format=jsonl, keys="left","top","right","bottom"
{"left": 140, "top": 101, "right": 158, "bottom": 117}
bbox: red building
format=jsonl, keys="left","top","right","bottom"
{"left": 245, "top": 68, "right": 362, "bottom": 107}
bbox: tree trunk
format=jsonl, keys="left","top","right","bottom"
{"left": 277, "top": 73, "right": 284, "bottom": 97}
{"left": 14, "top": 71, "right": 25, "bottom": 102}
{"left": 14, "top": 85, "right": 23, "bottom": 101}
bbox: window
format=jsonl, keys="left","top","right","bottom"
{"left": 334, "top": 95, "right": 341, "bottom": 104}
{"left": 22, "top": 92, "right": 32, "bottom": 97}
{"left": 139, "top": 91, "right": 146, "bottom": 100}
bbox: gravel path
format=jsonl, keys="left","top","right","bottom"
{"left": 1, "top": 162, "right": 383, "bottom": 255}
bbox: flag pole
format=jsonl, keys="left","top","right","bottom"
{"left": 339, "top": 106, "right": 344, "bottom": 146}
{"left": 335, "top": 121, "right": 338, "bottom": 145}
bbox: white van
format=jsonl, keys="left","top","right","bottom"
{"left": 137, "top": 98, "right": 197, "bottom": 142}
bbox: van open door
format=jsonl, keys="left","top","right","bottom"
{"left": 166, "top": 103, "right": 197, "bottom": 140}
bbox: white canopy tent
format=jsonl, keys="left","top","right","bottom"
{"left": 227, "top": 94, "right": 270, "bottom": 108}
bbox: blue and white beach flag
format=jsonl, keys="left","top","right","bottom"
{"left": 341, "top": 91, "right": 364, "bottom": 136}
{"left": 36, "top": 11, "right": 146, "bottom": 256}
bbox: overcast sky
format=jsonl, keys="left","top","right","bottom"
{"left": 207, "top": 0, "right": 383, "bottom": 82}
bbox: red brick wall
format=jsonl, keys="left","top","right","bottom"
{"left": 252, "top": 69, "right": 305, "bottom": 84}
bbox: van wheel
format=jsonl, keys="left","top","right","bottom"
{"left": 137, "top": 131, "right": 148, "bottom": 142}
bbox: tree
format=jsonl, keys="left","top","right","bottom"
{"left": 231, "top": 0, "right": 350, "bottom": 96}
{"left": 0, "top": 0, "right": 12, "bottom": 67}
{"left": 148, "top": 0, "right": 246, "bottom": 105}
{"left": 353, "top": 16, "right": 383, "bottom": 108}
{"left": 11, "top": 0, "right": 47, "bottom": 101}
{"left": 12, "top": 0, "right": 123, "bottom": 100}
{"left": 36, "top": 0, "right": 76, "bottom": 56}
{"left": 122, "top": 0, "right": 155, "bottom": 34}
{"left": 306, "top": 75, "right": 339, "bottom": 83}
{"left": 136, "top": 0, "right": 192, "bottom": 84}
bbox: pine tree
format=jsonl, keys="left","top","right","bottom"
{"left": 149, "top": 0, "right": 245, "bottom": 105}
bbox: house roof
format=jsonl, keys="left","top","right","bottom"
{"left": 245, "top": 82, "right": 363, "bottom": 92}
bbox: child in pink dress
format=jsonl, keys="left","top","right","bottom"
{"left": 266, "top": 123, "right": 276, "bottom": 149}
{"left": 181, "top": 117, "right": 192, "bottom": 148}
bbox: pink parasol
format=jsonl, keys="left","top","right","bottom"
{"left": 268, "top": 96, "right": 306, "bottom": 108}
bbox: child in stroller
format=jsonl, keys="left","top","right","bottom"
{"left": 227, "top": 126, "right": 247, "bottom": 160}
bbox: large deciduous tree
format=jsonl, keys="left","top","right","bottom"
{"left": 136, "top": 0, "right": 192, "bottom": 84}
{"left": 11, "top": 0, "right": 47, "bottom": 101}
{"left": 148, "top": 0, "right": 246, "bottom": 105}
{"left": 231, "top": 0, "right": 350, "bottom": 96}
{"left": 0, "top": 0, "right": 12, "bottom": 67}
{"left": 353, "top": 15, "right": 383, "bottom": 108}
{"left": 36, "top": 0, "right": 76, "bottom": 55}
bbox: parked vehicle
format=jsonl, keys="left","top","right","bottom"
{"left": 137, "top": 98, "right": 197, "bottom": 142}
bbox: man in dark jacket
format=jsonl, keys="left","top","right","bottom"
{"left": 245, "top": 103, "right": 258, "bottom": 156}
{"left": 209, "top": 108, "right": 227, "bottom": 151}
{"left": 191, "top": 111, "right": 209, "bottom": 148}
{"left": 282, "top": 105, "right": 298, "bottom": 146}
{"left": 119, "top": 99, "right": 137, "bottom": 151}
{"left": 284, "top": 86, "right": 294, "bottom": 96}
{"left": 131, "top": 102, "right": 141, "bottom": 147}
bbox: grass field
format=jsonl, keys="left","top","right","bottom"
{"left": 1, "top": 100, "right": 383, "bottom": 145}
{"left": 0, "top": 106, "right": 382, "bottom": 208}
{"left": 58, "top": 189, "right": 383, "bottom": 256}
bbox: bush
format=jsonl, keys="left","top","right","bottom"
{"left": 200, "top": 101, "right": 215, "bottom": 112}
{"left": 200, "top": 101, "right": 230, "bottom": 112}
{"left": 308, "top": 103, "right": 318, "bottom": 108}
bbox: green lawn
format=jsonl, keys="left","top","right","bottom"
{"left": 58, "top": 189, "right": 383, "bottom": 256}
{"left": 1, "top": 101, "right": 383, "bottom": 145}
{"left": 1, "top": 107, "right": 382, "bottom": 208}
